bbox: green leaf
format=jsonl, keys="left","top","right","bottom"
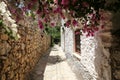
{"left": 0, "top": 19, "right": 3, "bottom": 26}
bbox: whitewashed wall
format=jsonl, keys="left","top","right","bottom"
{"left": 80, "top": 33, "right": 111, "bottom": 80}
{"left": 61, "top": 19, "right": 111, "bottom": 80}
{"left": 80, "top": 34, "right": 98, "bottom": 80}
{"left": 61, "top": 19, "right": 74, "bottom": 53}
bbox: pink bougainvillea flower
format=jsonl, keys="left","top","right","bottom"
{"left": 44, "top": 9, "right": 49, "bottom": 14}
{"left": 65, "top": 20, "right": 71, "bottom": 27}
{"left": 72, "top": 19, "right": 78, "bottom": 26}
{"left": 10, "top": 8, "right": 16, "bottom": 14}
{"left": 22, "top": 7, "right": 27, "bottom": 11}
{"left": 61, "top": 0, "right": 69, "bottom": 6}
{"left": 27, "top": 2, "right": 33, "bottom": 9}
{"left": 89, "top": 13, "right": 96, "bottom": 21}
{"left": 54, "top": 6, "right": 62, "bottom": 13}
{"left": 69, "top": 11, "right": 74, "bottom": 16}
{"left": 86, "top": 33, "right": 90, "bottom": 37}
{"left": 94, "top": 27, "right": 99, "bottom": 31}
{"left": 87, "top": 28, "right": 91, "bottom": 32}
{"left": 100, "top": 16, "right": 105, "bottom": 20}
{"left": 54, "top": 0, "right": 58, "bottom": 4}
{"left": 44, "top": 18, "right": 48, "bottom": 23}
{"left": 51, "top": 22, "right": 55, "bottom": 27}
{"left": 60, "top": 13, "right": 65, "bottom": 19}
{"left": 101, "top": 25, "right": 104, "bottom": 29}
{"left": 82, "top": 28, "right": 87, "bottom": 33}
{"left": 90, "top": 32, "right": 94, "bottom": 36}
{"left": 75, "top": 31, "right": 80, "bottom": 35}
{"left": 36, "top": 9, "right": 41, "bottom": 14}
{"left": 38, "top": 20, "right": 44, "bottom": 29}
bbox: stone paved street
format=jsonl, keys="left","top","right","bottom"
{"left": 29, "top": 45, "right": 78, "bottom": 80}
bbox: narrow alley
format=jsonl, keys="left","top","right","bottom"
{"left": 29, "top": 45, "right": 78, "bottom": 80}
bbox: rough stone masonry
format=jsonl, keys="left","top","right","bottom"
{"left": 0, "top": 11, "right": 51, "bottom": 80}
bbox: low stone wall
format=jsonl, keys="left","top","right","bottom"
{"left": 0, "top": 25, "right": 51, "bottom": 80}
{"left": 100, "top": 27, "right": 120, "bottom": 80}
{"left": 98, "top": 11, "right": 120, "bottom": 80}
{"left": 110, "top": 35, "right": 120, "bottom": 80}
{"left": 110, "top": 12, "right": 120, "bottom": 80}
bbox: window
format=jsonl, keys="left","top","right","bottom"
{"left": 75, "top": 29, "right": 80, "bottom": 53}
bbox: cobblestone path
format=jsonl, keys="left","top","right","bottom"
{"left": 29, "top": 45, "right": 78, "bottom": 80}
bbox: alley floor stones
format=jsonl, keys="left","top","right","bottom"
{"left": 29, "top": 45, "right": 79, "bottom": 80}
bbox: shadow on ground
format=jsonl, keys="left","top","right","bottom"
{"left": 27, "top": 49, "right": 51, "bottom": 80}
{"left": 47, "top": 55, "right": 66, "bottom": 65}
{"left": 27, "top": 47, "right": 65, "bottom": 80}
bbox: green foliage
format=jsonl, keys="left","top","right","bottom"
{"left": 45, "top": 25, "right": 61, "bottom": 45}
{"left": 0, "top": 19, "right": 3, "bottom": 26}
{"left": 0, "top": 19, "right": 19, "bottom": 40}
{"left": 2, "top": 25, "right": 19, "bottom": 40}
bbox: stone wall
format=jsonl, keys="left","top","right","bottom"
{"left": 100, "top": 11, "right": 120, "bottom": 80}
{"left": 110, "top": 12, "right": 120, "bottom": 80}
{"left": 0, "top": 22, "right": 51, "bottom": 80}
{"left": 110, "top": 35, "right": 120, "bottom": 80}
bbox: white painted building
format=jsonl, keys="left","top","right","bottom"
{"left": 61, "top": 19, "right": 81, "bottom": 55}
{"left": 61, "top": 19, "right": 111, "bottom": 80}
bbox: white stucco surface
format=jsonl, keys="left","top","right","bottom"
{"left": 80, "top": 33, "right": 111, "bottom": 80}
{"left": 61, "top": 19, "right": 74, "bottom": 53}
{"left": 61, "top": 19, "right": 111, "bottom": 80}
{"left": 80, "top": 34, "right": 98, "bottom": 80}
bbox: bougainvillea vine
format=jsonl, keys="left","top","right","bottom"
{"left": 4, "top": 0, "right": 120, "bottom": 36}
